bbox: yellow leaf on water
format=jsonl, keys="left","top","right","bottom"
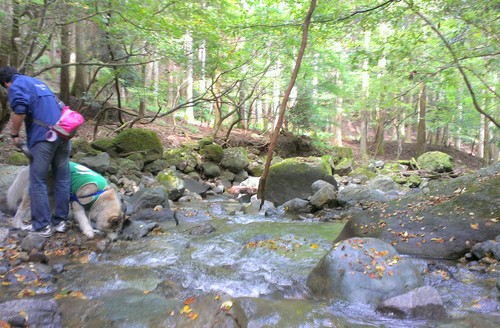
{"left": 310, "top": 243, "right": 319, "bottom": 249}
{"left": 188, "top": 312, "right": 198, "bottom": 320}
{"left": 19, "top": 309, "right": 28, "bottom": 320}
{"left": 220, "top": 300, "right": 233, "bottom": 311}
{"left": 470, "top": 223, "right": 479, "bottom": 230}
{"left": 180, "top": 305, "right": 192, "bottom": 314}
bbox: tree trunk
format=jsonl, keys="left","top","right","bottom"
{"left": 359, "top": 30, "right": 371, "bottom": 161}
{"left": 416, "top": 82, "right": 427, "bottom": 157}
{"left": 184, "top": 31, "right": 195, "bottom": 123}
{"left": 258, "top": 0, "right": 316, "bottom": 205}
{"left": 71, "top": 20, "right": 87, "bottom": 97}
{"left": 59, "top": 22, "right": 71, "bottom": 103}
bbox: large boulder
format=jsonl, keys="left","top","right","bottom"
{"left": 220, "top": 147, "right": 250, "bottom": 174}
{"left": 112, "top": 128, "right": 163, "bottom": 163}
{"left": 264, "top": 156, "right": 337, "bottom": 206}
{"left": 417, "top": 151, "right": 453, "bottom": 173}
{"left": 307, "top": 237, "right": 422, "bottom": 306}
{"left": 335, "top": 163, "right": 500, "bottom": 260}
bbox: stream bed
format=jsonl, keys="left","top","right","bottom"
{"left": 46, "top": 196, "right": 500, "bottom": 327}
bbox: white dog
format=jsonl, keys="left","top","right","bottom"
{"left": 7, "top": 162, "right": 126, "bottom": 240}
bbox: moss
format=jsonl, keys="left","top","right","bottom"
{"left": 330, "top": 146, "right": 353, "bottom": 163}
{"left": 72, "top": 138, "right": 100, "bottom": 156}
{"left": 348, "top": 167, "right": 377, "bottom": 180}
{"left": 7, "top": 152, "right": 29, "bottom": 165}
{"left": 417, "top": 151, "right": 453, "bottom": 173}
{"left": 91, "top": 138, "right": 115, "bottom": 152}
{"left": 113, "top": 129, "right": 162, "bottom": 152}
{"left": 200, "top": 143, "right": 224, "bottom": 163}
{"left": 198, "top": 137, "right": 214, "bottom": 148}
{"left": 112, "top": 128, "right": 163, "bottom": 162}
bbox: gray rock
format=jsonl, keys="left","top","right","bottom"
{"left": 20, "top": 234, "right": 47, "bottom": 252}
{"left": 280, "top": 198, "right": 312, "bottom": 214}
{"left": 310, "top": 184, "right": 338, "bottom": 209}
{"left": 120, "top": 220, "right": 158, "bottom": 240}
{"left": 220, "top": 147, "right": 250, "bottom": 174}
{"left": 128, "top": 187, "right": 170, "bottom": 213}
{"left": 377, "top": 286, "right": 447, "bottom": 319}
{"left": 0, "top": 299, "right": 61, "bottom": 328}
{"left": 307, "top": 237, "right": 422, "bottom": 305}
{"left": 202, "top": 161, "right": 222, "bottom": 177}
{"left": 78, "top": 152, "right": 111, "bottom": 174}
{"left": 337, "top": 185, "right": 387, "bottom": 206}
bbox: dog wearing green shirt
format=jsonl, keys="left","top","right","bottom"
{"left": 7, "top": 162, "right": 126, "bottom": 240}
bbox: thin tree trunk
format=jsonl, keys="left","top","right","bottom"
{"left": 416, "top": 82, "right": 427, "bottom": 157}
{"left": 71, "top": 20, "right": 87, "bottom": 97}
{"left": 258, "top": 0, "right": 316, "bottom": 205}
{"left": 59, "top": 23, "right": 71, "bottom": 103}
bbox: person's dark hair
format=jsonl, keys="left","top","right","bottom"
{"left": 0, "top": 66, "right": 20, "bottom": 88}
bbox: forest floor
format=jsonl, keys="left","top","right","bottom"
{"left": 0, "top": 118, "right": 485, "bottom": 171}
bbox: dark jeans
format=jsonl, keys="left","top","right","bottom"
{"left": 29, "top": 138, "right": 71, "bottom": 230}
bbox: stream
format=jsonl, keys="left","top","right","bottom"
{"left": 33, "top": 195, "right": 500, "bottom": 327}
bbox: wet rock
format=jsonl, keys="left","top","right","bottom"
{"left": 0, "top": 227, "right": 9, "bottom": 242}
{"left": 188, "top": 223, "right": 215, "bottom": 236}
{"left": 120, "top": 220, "right": 158, "bottom": 240}
{"left": 307, "top": 237, "right": 422, "bottom": 306}
{"left": 129, "top": 208, "right": 178, "bottom": 225}
{"left": 377, "top": 286, "right": 447, "bottom": 319}
{"left": 20, "top": 234, "right": 47, "bottom": 252}
{"left": 0, "top": 299, "right": 61, "bottom": 328}
{"left": 280, "top": 198, "right": 312, "bottom": 214}
{"left": 127, "top": 187, "right": 170, "bottom": 213}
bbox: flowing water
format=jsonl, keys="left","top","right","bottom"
{"left": 51, "top": 195, "right": 499, "bottom": 327}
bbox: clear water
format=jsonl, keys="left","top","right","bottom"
{"left": 53, "top": 197, "right": 500, "bottom": 327}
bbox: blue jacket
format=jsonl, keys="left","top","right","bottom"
{"left": 8, "top": 74, "right": 61, "bottom": 148}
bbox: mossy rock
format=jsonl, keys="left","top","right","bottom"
{"left": 335, "top": 157, "right": 354, "bottom": 176}
{"left": 330, "top": 146, "right": 353, "bottom": 163}
{"left": 164, "top": 147, "right": 202, "bottom": 173}
{"left": 220, "top": 147, "right": 250, "bottom": 174}
{"left": 7, "top": 152, "right": 29, "bottom": 165}
{"left": 198, "top": 137, "right": 214, "bottom": 148}
{"left": 91, "top": 138, "right": 115, "bottom": 152}
{"left": 112, "top": 128, "right": 163, "bottom": 163}
{"left": 348, "top": 167, "right": 377, "bottom": 180}
{"left": 417, "top": 151, "right": 453, "bottom": 173}
{"left": 72, "top": 138, "right": 100, "bottom": 156}
{"left": 407, "top": 174, "right": 423, "bottom": 188}
{"left": 265, "top": 156, "right": 337, "bottom": 206}
{"left": 379, "top": 162, "right": 406, "bottom": 175}
{"left": 200, "top": 143, "right": 224, "bottom": 163}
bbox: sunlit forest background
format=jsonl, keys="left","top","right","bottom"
{"left": 0, "top": 0, "right": 498, "bottom": 164}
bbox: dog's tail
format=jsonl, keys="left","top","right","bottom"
{"left": 7, "top": 166, "right": 30, "bottom": 212}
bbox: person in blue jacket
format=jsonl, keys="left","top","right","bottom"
{"left": 0, "top": 66, "right": 70, "bottom": 237}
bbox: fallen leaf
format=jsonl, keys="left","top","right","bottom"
{"left": 470, "top": 223, "right": 479, "bottom": 230}
{"left": 0, "top": 320, "right": 11, "bottom": 328}
{"left": 184, "top": 296, "right": 196, "bottom": 305}
{"left": 431, "top": 238, "right": 445, "bottom": 243}
{"left": 188, "top": 312, "right": 198, "bottom": 320}
{"left": 220, "top": 300, "right": 233, "bottom": 311}
{"left": 180, "top": 305, "right": 192, "bottom": 314}
{"left": 310, "top": 243, "right": 319, "bottom": 249}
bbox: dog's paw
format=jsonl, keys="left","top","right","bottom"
{"left": 82, "top": 229, "right": 95, "bottom": 239}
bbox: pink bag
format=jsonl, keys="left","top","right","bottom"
{"left": 51, "top": 106, "right": 85, "bottom": 139}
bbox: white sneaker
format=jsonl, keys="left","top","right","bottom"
{"left": 54, "top": 221, "right": 69, "bottom": 233}
{"left": 21, "top": 224, "right": 53, "bottom": 238}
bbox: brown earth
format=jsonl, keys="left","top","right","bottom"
{"left": 0, "top": 118, "right": 485, "bottom": 171}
